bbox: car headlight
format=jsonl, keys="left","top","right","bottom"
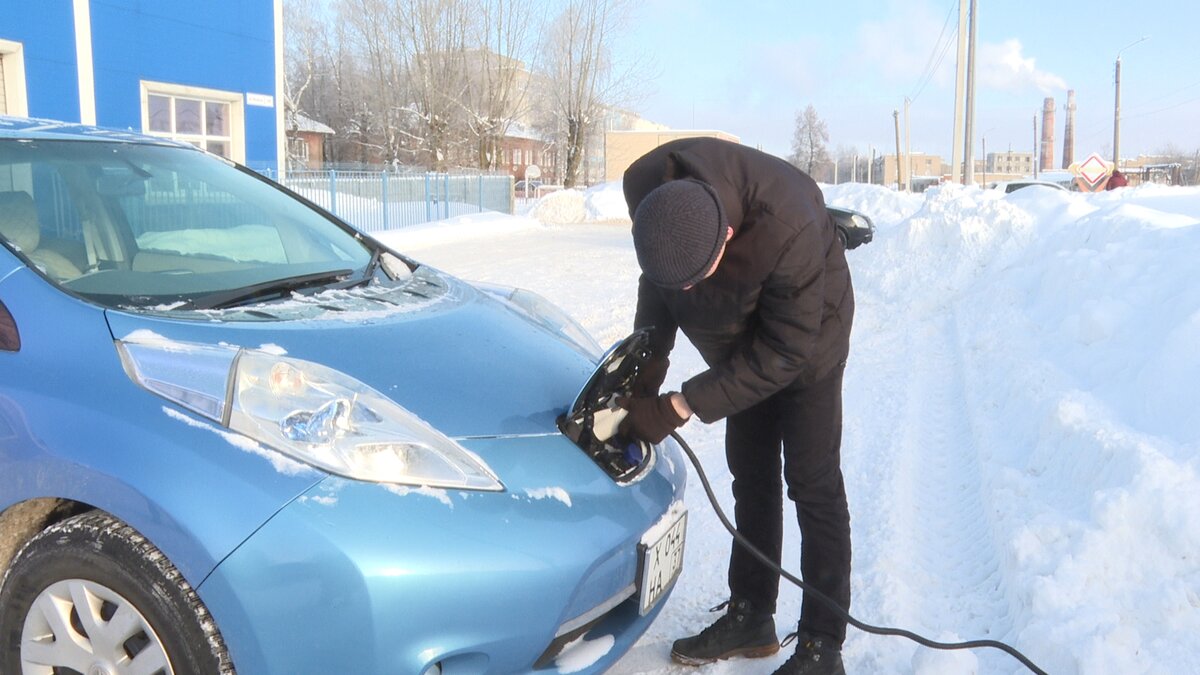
{"left": 117, "top": 336, "right": 503, "bottom": 491}
{"left": 850, "top": 214, "right": 873, "bottom": 231}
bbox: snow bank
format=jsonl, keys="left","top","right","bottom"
{"left": 529, "top": 182, "right": 632, "bottom": 224}
{"left": 822, "top": 182, "right": 925, "bottom": 228}
{"left": 847, "top": 182, "right": 1200, "bottom": 673}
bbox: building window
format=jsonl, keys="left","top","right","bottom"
{"left": 0, "top": 39, "right": 28, "bottom": 117}
{"left": 288, "top": 137, "right": 309, "bottom": 165}
{"left": 141, "top": 81, "right": 244, "bottom": 163}
{"left": 514, "top": 148, "right": 523, "bottom": 165}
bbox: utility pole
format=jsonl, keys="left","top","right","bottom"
{"left": 1113, "top": 55, "right": 1121, "bottom": 166}
{"left": 893, "top": 110, "right": 903, "bottom": 191}
{"left": 1113, "top": 36, "right": 1149, "bottom": 168}
{"left": 963, "top": 0, "right": 978, "bottom": 184}
{"left": 904, "top": 97, "right": 913, "bottom": 191}
{"left": 868, "top": 146, "right": 875, "bottom": 184}
{"left": 951, "top": 0, "right": 968, "bottom": 183}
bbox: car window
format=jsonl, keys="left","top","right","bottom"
{"left": 0, "top": 157, "right": 87, "bottom": 281}
{"left": 0, "top": 139, "right": 375, "bottom": 308}
{"left": 118, "top": 164, "right": 288, "bottom": 263}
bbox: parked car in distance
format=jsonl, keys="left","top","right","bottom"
{"left": 988, "top": 179, "right": 1071, "bottom": 194}
{"left": 0, "top": 115, "right": 688, "bottom": 675}
{"left": 828, "top": 205, "right": 875, "bottom": 250}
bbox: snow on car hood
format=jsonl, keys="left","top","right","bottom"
{"left": 104, "top": 267, "right": 597, "bottom": 438}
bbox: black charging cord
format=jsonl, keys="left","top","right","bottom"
{"left": 668, "top": 430, "right": 1050, "bottom": 675}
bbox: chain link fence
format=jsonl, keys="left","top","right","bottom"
{"left": 260, "top": 168, "right": 515, "bottom": 233}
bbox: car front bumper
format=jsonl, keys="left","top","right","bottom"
{"left": 198, "top": 433, "right": 688, "bottom": 675}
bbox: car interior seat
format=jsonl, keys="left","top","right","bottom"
{"left": 0, "top": 191, "right": 83, "bottom": 280}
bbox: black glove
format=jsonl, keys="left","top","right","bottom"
{"left": 617, "top": 392, "right": 687, "bottom": 444}
{"left": 631, "top": 356, "right": 670, "bottom": 398}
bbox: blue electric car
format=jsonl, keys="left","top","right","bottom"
{"left": 0, "top": 116, "right": 687, "bottom": 675}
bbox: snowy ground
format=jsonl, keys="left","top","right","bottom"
{"left": 375, "top": 181, "right": 1200, "bottom": 675}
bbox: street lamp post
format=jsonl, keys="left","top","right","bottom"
{"left": 1113, "top": 36, "right": 1149, "bottom": 168}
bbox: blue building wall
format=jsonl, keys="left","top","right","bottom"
{"left": 0, "top": 1, "right": 280, "bottom": 170}
{"left": 2, "top": 3, "right": 82, "bottom": 122}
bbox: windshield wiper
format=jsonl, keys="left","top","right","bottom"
{"left": 187, "top": 269, "right": 354, "bottom": 310}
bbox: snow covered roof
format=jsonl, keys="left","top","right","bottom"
{"left": 288, "top": 113, "right": 335, "bottom": 135}
{"left": 504, "top": 122, "right": 544, "bottom": 142}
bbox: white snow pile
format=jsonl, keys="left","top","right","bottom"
{"left": 385, "top": 179, "right": 1200, "bottom": 674}
{"left": 528, "top": 182, "right": 633, "bottom": 224}
{"left": 822, "top": 181, "right": 925, "bottom": 226}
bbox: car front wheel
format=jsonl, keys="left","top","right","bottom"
{"left": 836, "top": 227, "right": 849, "bottom": 249}
{"left": 0, "top": 510, "right": 234, "bottom": 675}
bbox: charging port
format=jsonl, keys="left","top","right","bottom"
{"left": 558, "top": 330, "right": 655, "bottom": 483}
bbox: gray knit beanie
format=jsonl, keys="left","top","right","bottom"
{"left": 632, "top": 178, "right": 727, "bottom": 289}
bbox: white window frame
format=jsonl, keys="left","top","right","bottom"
{"left": 0, "top": 39, "right": 29, "bottom": 118}
{"left": 139, "top": 80, "right": 245, "bottom": 163}
{"left": 288, "top": 136, "right": 309, "bottom": 165}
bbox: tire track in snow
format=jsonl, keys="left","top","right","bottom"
{"left": 869, "top": 310, "right": 1018, "bottom": 672}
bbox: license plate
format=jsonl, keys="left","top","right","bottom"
{"left": 638, "top": 509, "right": 687, "bottom": 615}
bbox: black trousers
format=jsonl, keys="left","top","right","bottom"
{"left": 725, "top": 364, "right": 851, "bottom": 645}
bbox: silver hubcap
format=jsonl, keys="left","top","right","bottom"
{"left": 20, "top": 579, "right": 174, "bottom": 675}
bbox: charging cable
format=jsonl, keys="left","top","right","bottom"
{"left": 668, "top": 431, "right": 1049, "bottom": 675}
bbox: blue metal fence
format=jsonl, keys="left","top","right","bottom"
{"left": 259, "top": 169, "right": 514, "bottom": 233}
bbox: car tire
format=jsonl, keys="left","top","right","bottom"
{"left": 0, "top": 510, "right": 235, "bottom": 675}
{"left": 836, "top": 227, "right": 850, "bottom": 250}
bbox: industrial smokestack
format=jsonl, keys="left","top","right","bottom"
{"left": 1040, "top": 97, "right": 1056, "bottom": 172}
{"left": 1061, "top": 90, "right": 1076, "bottom": 169}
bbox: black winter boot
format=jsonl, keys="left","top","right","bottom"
{"left": 670, "top": 599, "right": 779, "bottom": 666}
{"left": 770, "top": 631, "right": 846, "bottom": 675}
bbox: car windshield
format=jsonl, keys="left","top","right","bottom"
{"left": 0, "top": 139, "right": 377, "bottom": 309}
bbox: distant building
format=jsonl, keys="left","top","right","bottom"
{"left": 603, "top": 129, "right": 741, "bottom": 183}
{"left": 0, "top": 1, "right": 284, "bottom": 170}
{"left": 500, "top": 123, "right": 558, "bottom": 184}
{"left": 988, "top": 150, "right": 1035, "bottom": 175}
{"left": 874, "top": 153, "right": 948, "bottom": 190}
{"left": 285, "top": 113, "right": 334, "bottom": 169}
{"left": 986, "top": 150, "right": 1036, "bottom": 180}
{"left": 1122, "top": 155, "right": 1185, "bottom": 186}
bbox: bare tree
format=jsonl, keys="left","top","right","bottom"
{"left": 789, "top": 105, "right": 831, "bottom": 178}
{"left": 392, "top": 0, "right": 475, "bottom": 170}
{"left": 463, "top": 0, "right": 539, "bottom": 171}
{"left": 541, "top": 0, "right": 634, "bottom": 188}
{"left": 283, "top": 0, "right": 331, "bottom": 166}
{"left": 288, "top": 0, "right": 641, "bottom": 176}
{"left": 337, "top": 0, "right": 414, "bottom": 164}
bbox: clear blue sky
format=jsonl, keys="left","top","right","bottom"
{"left": 615, "top": 0, "right": 1200, "bottom": 163}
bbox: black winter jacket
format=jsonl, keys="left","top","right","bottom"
{"left": 623, "top": 137, "right": 854, "bottom": 423}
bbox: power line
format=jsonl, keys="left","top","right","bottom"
{"left": 1121, "top": 92, "right": 1200, "bottom": 122}
{"left": 911, "top": 23, "right": 958, "bottom": 103}
{"left": 908, "top": 0, "right": 959, "bottom": 103}
{"left": 1132, "top": 78, "right": 1200, "bottom": 108}
{"left": 1076, "top": 80, "right": 1200, "bottom": 146}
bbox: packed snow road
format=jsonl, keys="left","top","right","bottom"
{"left": 378, "top": 181, "right": 1200, "bottom": 675}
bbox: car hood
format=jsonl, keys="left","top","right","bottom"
{"left": 103, "top": 267, "right": 598, "bottom": 438}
